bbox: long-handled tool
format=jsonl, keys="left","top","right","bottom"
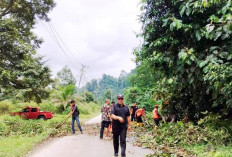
{"left": 56, "top": 113, "right": 72, "bottom": 129}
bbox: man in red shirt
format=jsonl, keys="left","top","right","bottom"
{"left": 135, "top": 106, "right": 146, "bottom": 127}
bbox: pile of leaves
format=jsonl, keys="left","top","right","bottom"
{"left": 131, "top": 114, "right": 232, "bottom": 156}
{"left": 0, "top": 115, "right": 70, "bottom": 138}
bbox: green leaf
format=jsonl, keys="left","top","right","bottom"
{"left": 180, "top": 6, "right": 186, "bottom": 17}
{"left": 206, "top": 24, "right": 215, "bottom": 33}
{"left": 199, "top": 60, "right": 208, "bottom": 68}
{"left": 214, "top": 32, "right": 222, "bottom": 41}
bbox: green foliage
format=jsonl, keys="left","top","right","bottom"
{"left": 84, "top": 71, "right": 132, "bottom": 103}
{"left": 0, "top": 0, "right": 55, "bottom": 103}
{"left": 52, "top": 84, "right": 76, "bottom": 109}
{"left": 133, "top": 0, "right": 232, "bottom": 120}
{"left": 0, "top": 101, "right": 11, "bottom": 114}
{"left": 56, "top": 66, "right": 76, "bottom": 87}
{"left": 135, "top": 114, "right": 232, "bottom": 156}
{"left": 104, "top": 89, "right": 112, "bottom": 101}
{"left": 82, "top": 91, "right": 95, "bottom": 103}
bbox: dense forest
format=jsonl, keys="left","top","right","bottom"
{"left": 83, "top": 70, "right": 133, "bottom": 103}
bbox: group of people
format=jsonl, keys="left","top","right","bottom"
{"left": 68, "top": 95, "right": 160, "bottom": 157}
{"left": 100, "top": 95, "right": 160, "bottom": 157}
{"left": 130, "top": 102, "right": 160, "bottom": 126}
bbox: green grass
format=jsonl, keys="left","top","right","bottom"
{"left": 0, "top": 110, "right": 100, "bottom": 157}
{"left": 184, "top": 145, "right": 232, "bottom": 157}
{"left": 0, "top": 134, "right": 47, "bottom": 157}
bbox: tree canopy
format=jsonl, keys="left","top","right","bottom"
{"left": 0, "top": 0, "right": 55, "bottom": 102}
{"left": 131, "top": 0, "right": 232, "bottom": 120}
{"left": 57, "top": 66, "right": 76, "bottom": 87}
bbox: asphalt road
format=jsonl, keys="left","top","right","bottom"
{"left": 28, "top": 115, "right": 153, "bottom": 157}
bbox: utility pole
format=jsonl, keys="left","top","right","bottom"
{"left": 78, "top": 64, "right": 88, "bottom": 90}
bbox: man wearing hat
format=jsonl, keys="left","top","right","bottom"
{"left": 110, "top": 94, "right": 131, "bottom": 157}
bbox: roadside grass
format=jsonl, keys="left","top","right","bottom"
{"left": 0, "top": 102, "right": 101, "bottom": 157}
{"left": 184, "top": 145, "right": 232, "bottom": 157}
{"left": 0, "top": 134, "right": 46, "bottom": 157}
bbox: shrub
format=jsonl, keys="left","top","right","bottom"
{"left": 0, "top": 101, "right": 13, "bottom": 114}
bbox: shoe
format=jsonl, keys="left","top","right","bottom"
{"left": 72, "top": 132, "right": 75, "bottom": 134}
{"left": 114, "top": 153, "right": 118, "bottom": 157}
{"left": 81, "top": 131, "right": 83, "bottom": 134}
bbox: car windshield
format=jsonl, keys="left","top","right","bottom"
{"left": 22, "top": 108, "right": 29, "bottom": 112}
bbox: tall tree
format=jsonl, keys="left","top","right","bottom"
{"left": 57, "top": 66, "right": 76, "bottom": 87}
{"left": 0, "top": 0, "right": 55, "bottom": 102}
{"left": 136, "top": 0, "right": 232, "bottom": 120}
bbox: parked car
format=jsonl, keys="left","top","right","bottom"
{"left": 11, "top": 106, "right": 53, "bottom": 120}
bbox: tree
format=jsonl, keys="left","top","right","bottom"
{"left": 118, "top": 70, "right": 127, "bottom": 88}
{"left": 57, "top": 66, "right": 76, "bottom": 87}
{"left": 135, "top": 0, "right": 232, "bottom": 120}
{"left": 104, "top": 89, "right": 112, "bottom": 101}
{"left": 86, "top": 79, "right": 98, "bottom": 92}
{"left": 52, "top": 84, "right": 76, "bottom": 109}
{"left": 83, "top": 91, "right": 95, "bottom": 103}
{"left": 0, "top": 0, "right": 55, "bottom": 102}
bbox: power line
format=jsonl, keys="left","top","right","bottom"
{"left": 41, "top": 22, "right": 77, "bottom": 68}
{"left": 48, "top": 22, "right": 84, "bottom": 65}
{"left": 41, "top": 20, "right": 80, "bottom": 70}
{"left": 46, "top": 22, "right": 80, "bottom": 70}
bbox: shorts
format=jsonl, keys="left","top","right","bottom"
{"left": 136, "top": 116, "right": 143, "bottom": 123}
{"left": 154, "top": 118, "right": 159, "bottom": 126}
{"left": 102, "top": 121, "right": 111, "bottom": 128}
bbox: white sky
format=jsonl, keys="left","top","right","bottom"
{"left": 34, "top": 0, "right": 142, "bottom": 86}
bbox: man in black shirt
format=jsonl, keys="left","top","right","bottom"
{"left": 111, "top": 95, "right": 131, "bottom": 157}
{"left": 70, "top": 100, "right": 83, "bottom": 134}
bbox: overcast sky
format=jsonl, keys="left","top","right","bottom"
{"left": 34, "top": 0, "right": 142, "bottom": 86}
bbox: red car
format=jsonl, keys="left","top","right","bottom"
{"left": 11, "top": 106, "right": 53, "bottom": 120}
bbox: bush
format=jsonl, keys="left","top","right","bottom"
{"left": 39, "top": 102, "right": 57, "bottom": 113}
{"left": 135, "top": 113, "right": 232, "bottom": 156}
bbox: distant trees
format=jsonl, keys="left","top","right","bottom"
{"left": 57, "top": 66, "right": 76, "bottom": 87}
{"left": 84, "top": 70, "right": 132, "bottom": 102}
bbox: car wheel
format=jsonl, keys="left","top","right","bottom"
{"left": 38, "top": 116, "right": 46, "bottom": 120}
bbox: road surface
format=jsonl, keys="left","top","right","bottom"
{"left": 28, "top": 115, "right": 153, "bottom": 157}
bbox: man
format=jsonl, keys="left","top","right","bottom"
{"left": 111, "top": 95, "right": 131, "bottom": 157}
{"left": 70, "top": 100, "right": 83, "bottom": 134}
{"left": 100, "top": 99, "right": 111, "bottom": 139}
{"left": 130, "top": 102, "right": 138, "bottom": 122}
{"left": 153, "top": 105, "right": 160, "bottom": 126}
{"left": 108, "top": 101, "right": 115, "bottom": 133}
{"left": 135, "top": 106, "right": 146, "bottom": 127}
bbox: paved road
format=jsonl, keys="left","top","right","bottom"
{"left": 28, "top": 115, "right": 153, "bottom": 157}
{"left": 85, "top": 114, "right": 101, "bottom": 125}
{"left": 28, "top": 134, "right": 152, "bottom": 157}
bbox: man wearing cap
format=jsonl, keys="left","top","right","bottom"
{"left": 111, "top": 95, "right": 131, "bottom": 157}
{"left": 70, "top": 100, "right": 83, "bottom": 134}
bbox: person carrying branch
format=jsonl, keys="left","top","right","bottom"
{"left": 135, "top": 106, "right": 146, "bottom": 127}
{"left": 70, "top": 100, "right": 83, "bottom": 134}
